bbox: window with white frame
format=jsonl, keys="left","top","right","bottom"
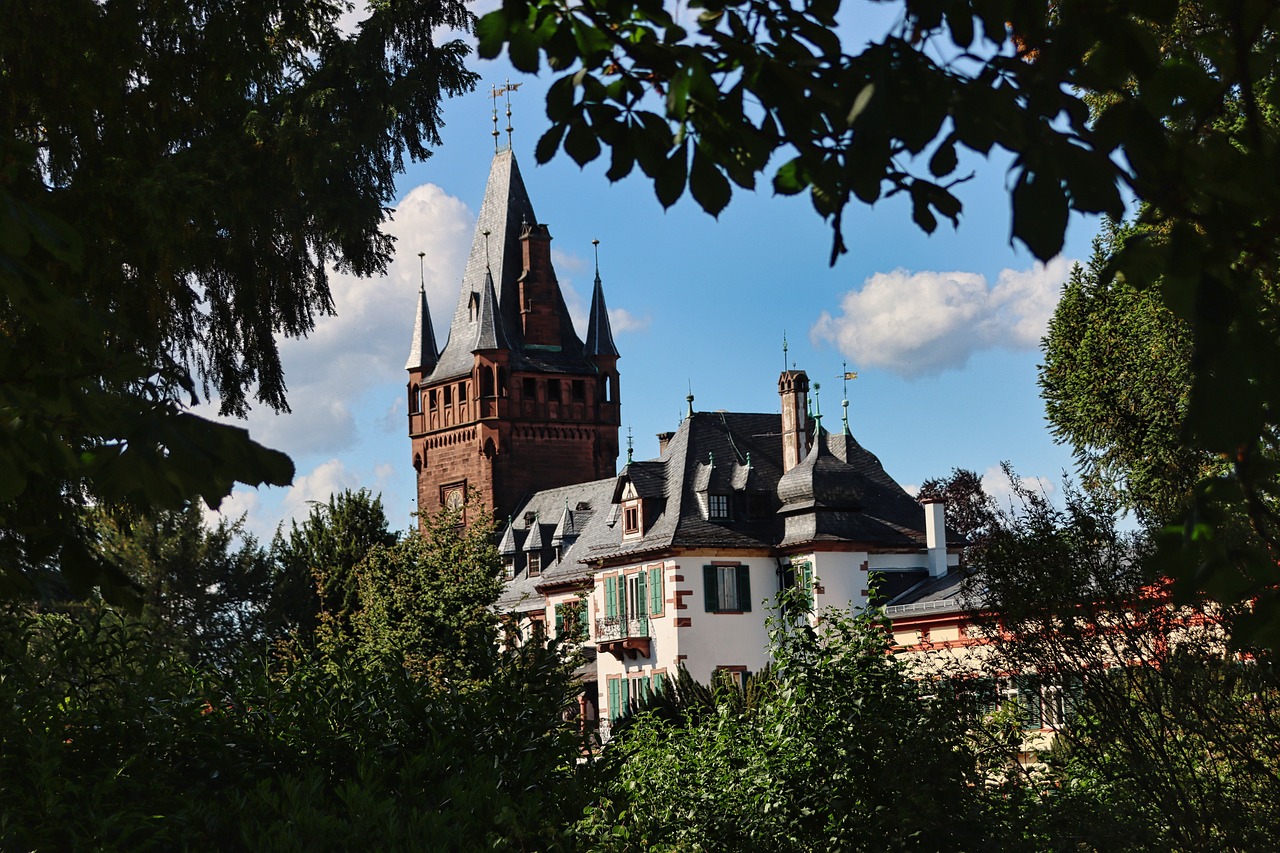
{"left": 708, "top": 493, "right": 729, "bottom": 519}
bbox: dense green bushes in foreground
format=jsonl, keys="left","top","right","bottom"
{"left": 5, "top": 492, "right": 1280, "bottom": 850}
{"left": 7, "top": 595, "right": 1279, "bottom": 851}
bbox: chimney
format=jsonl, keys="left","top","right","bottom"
{"left": 779, "top": 370, "right": 810, "bottom": 472}
{"left": 923, "top": 499, "right": 948, "bottom": 577}
{"left": 656, "top": 431, "right": 675, "bottom": 457}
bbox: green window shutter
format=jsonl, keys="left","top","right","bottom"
{"left": 640, "top": 676, "right": 651, "bottom": 703}
{"left": 976, "top": 677, "right": 998, "bottom": 718}
{"left": 1016, "top": 675, "right": 1041, "bottom": 729}
{"left": 736, "top": 565, "right": 752, "bottom": 612}
{"left": 652, "top": 671, "right": 666, "bottom": 696}
{"left": 608, "top": 678, "right": 621, "bottom": 721}
{"left": 703, "top": 565, "right": 718, "bottom": 612}
{"left": 649, "top": 566, "right": 663, "bottom": 614}
{"left": 636, "top": 571, "right": 648, "bottom": 616}
{"left": 554, "top": 604, "right": 565, "bottom": 635}
{"left": 1063, "top": 673, "right": 1084, "bottom": 724}
{"left": 579, "top": 602, "right": 590, "bottom": 632}
{"left": 605, "top": 576, "right": 617, "bottom": 618}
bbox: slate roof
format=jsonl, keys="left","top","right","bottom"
{"left": 496, "top": 408, "right": 936, "bottom": 605}
{"left": 883, "top": 570, "right": 971, "bottom": 616}
{"left": 425, "top": 148, "right": 608, "bottom": 384}
{"left": 583, "top": 268, "right": 618, "bottom": 358}
{"left": 494, "top": 478, "right": 616, "bottom": 613}
{"left": 405, "top": 283, "right": 439, "bottom": 372}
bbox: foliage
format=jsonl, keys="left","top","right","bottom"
{"left": 578, "top": 593, "right": 985, "bottom": 851}
{"left": 965, "top": 473, "right": 1280, "bottom": 850}
{"left": 93, "top": 503, "right": 276, "bottom": 668}
{"left": 917, "top": 466, "right": 1001, "bottom": 548}
{"left": 1040, "top": 219, "right": 1206, "bottom": 527}
{"left": 270, "top": 488, "right": 398, "bottom": 643}
{"left": 337, "top": 501, "right": 507, "bottom": 688}
{"left": 0, "top": 591, "right": 586, "bottom": 850}
{"left": 478, "top": 0, "right": 1280, "bottom": 646}
{"left": 1, "top": 0, "right": 476, "bottom": 598}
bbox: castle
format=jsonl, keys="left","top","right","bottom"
{"left": 407, "top": 147, "right": 963, "bottom": 736}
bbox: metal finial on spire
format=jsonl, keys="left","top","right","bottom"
{"left": 708, "top": 451, "right": 714, "bottom": 468}
{"left": 814, "top": 381, "right": 822, "bottom": 419}
{"left": 490, "top": 84, "right": 500, "bottom": 152}
{"left": 746, "top": 451, "right": 752, "bottom": 468}
{"left": 686, "top": 381, "right": 695, "bottom": 418}
{"left": 839, "top": 361, "right": 858, "bottom": 435}
{"left": 626, "top": 425, "right": 634, "bottom": 464}
{"left": 592, "top": 238, "right": 601, "bottom": 279}
{"left": 504, "top": 79, "right": 521, "bottom": 148}
{"left": 782, "top": 331, "right": 788, "bottom": 373}
{"left": 417, "top": 251, "right": 426, "bottom": 291}
{"left": 482, "top": 229, "right": 492, "bottom": 271}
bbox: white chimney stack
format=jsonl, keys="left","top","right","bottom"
{"left": 923, "top": 499, "right": 948, "bottom": 578}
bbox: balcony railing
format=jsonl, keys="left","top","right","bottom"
{"left": 595, "top": 615, "right": 649, "bottom": 641}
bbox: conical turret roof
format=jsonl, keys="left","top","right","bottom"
{"left": 405, "top": 283, "right": 440, "bottom": 372}
{"left": 584, "top": 266, "right": 618, "bottom": 358}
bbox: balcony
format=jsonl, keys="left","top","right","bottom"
{"left": 595, "top": 615, "right": 650, "bottom": 661}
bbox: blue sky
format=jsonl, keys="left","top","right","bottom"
{"left": 209, "top": 33, "right": 1104, "bottom": 539}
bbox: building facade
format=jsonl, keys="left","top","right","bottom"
{"left": 409, "top": 146, "right": 962, "bottom": 739}
{"left": 405, "top": 147, "right": 621, "bottom": 524}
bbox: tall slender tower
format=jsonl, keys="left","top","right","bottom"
{"left": 406, "top": 148, "right": 621, "bottom": 522}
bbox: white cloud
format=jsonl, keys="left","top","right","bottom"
{"left": 207, "top": 183, "right": 472, "bottom": 456}
{"left": 609, "top": 307, "right": 651, "bottom": 334}
{"left": 203, "top": 488, "right": 262, "bottom": 531}
{"left": 810, "top": 257, "right": 1073, "bottom": 378}
{"left": 280, "top": 459, "right": 361, "bottom": 527}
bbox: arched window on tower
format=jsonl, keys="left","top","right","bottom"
{"left": 609, "top": 373, "right": 618, "bottom": 403}
{"left": 481, "top": 366, "right": 495, "bottom": 398}
{"left": 498, "top": 367, "right": 508, "bottom": 397}
{"left": 409, "top": 384, "right": 421, "bottom": 415}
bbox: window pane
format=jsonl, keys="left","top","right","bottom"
{"left": 717, "top": 566, "right": 737, "bottom": 611}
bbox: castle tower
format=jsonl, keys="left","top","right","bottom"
{"left": 406, "top": 148, "right": 621, "bottom": 523}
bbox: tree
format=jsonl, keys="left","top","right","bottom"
{"left": 93, "top": 503, "right": 275, "bottom": 666}
{"left": 270, "top": 488, "right": 398, "bottom": 643}
{"left": 964, "top": 474, "right": 1280, "bottom": 850}
{"left": 1, "top": 0, "right": 476, "bottom": 599}
{"left": 917, "top": 467, "right": 1001, "bottom": 548}
{"left": 578, "top": 594, "right": 986, "bottom": 851}
{"left": 1040, "top": 219, "right": 1206, "bottom": 528}
{"left": 477, "top": 0, "right": 1280, "bottom": 644}
{"left": 343, "top": 501, "right": 505, "bottom": 688}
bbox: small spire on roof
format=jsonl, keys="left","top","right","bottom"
{"left": 708, "top": 451, "right": 715, "bottom": 468}
{"left": 686, "top": 384, "right": 695, "bottom": 419}
{"left": 626, "top": 425, "right": 634, "bottom": 464}
{"left": 746, "top": 451, "right": 752, "bottom": 468}
{"left": 782, "top": 331, "right": 788, "bottom": 373}
{"left": 584, "top": 238, "right": 618, "bottom": 358}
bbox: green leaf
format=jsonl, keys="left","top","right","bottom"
{"left": 689, "top": 145, "right": 732, "bottom": 216}
{"left": 563, "top": 121, "right": 602, "bottom": 166}
{"left": 654, "top": 142, "right": 689, "bottom": 208}
{"left": 508, "top": 23, "right": 541, "bottom": 73}
{"left": 535, "top": 125, "right": 566, "bottom": 165}
{"left": 928, "top": 139, "right": 957, "bottom": 178}
{"left": 475, "top": 11, "right": 509, "bottom": 60}
{"left": 773, "top": 158, "right": 807, "bottom": 195}
{"left": 1011, "top": 169, "right": 1067, "bottom": 261}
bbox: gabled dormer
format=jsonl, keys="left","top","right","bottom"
{"left": 611, "top": 460, "right": 666, "bottom": 541}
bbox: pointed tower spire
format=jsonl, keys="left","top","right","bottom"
{"left": 406, "top": 251, "right": 440, "bottom": 371}
{"left": 472, "top": 267, "right": 511, "bottom": 352}
{"left": 584, "top": 239, "right": 619, "bottom": 358}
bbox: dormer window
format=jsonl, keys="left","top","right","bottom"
{"left": 528, "top": 551, "right": 542, "bottom": 576}
{"left": 503, "top": 555, "right": 516, "bottom": 580}
{"left": 623, "top": 505, "right": 640, "bottom": 535}
{"left": 468, "top": 291, "right": 480, "bottom": 321}
{"left": 708, "top": 494, "right": 729, "bottom": 520}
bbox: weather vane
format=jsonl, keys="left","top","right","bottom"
{"left": 839, "top": 360, "right": 858, "bottom": 434}
{"left": 490, "top": 80, "right": 523, "bottom": 151}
